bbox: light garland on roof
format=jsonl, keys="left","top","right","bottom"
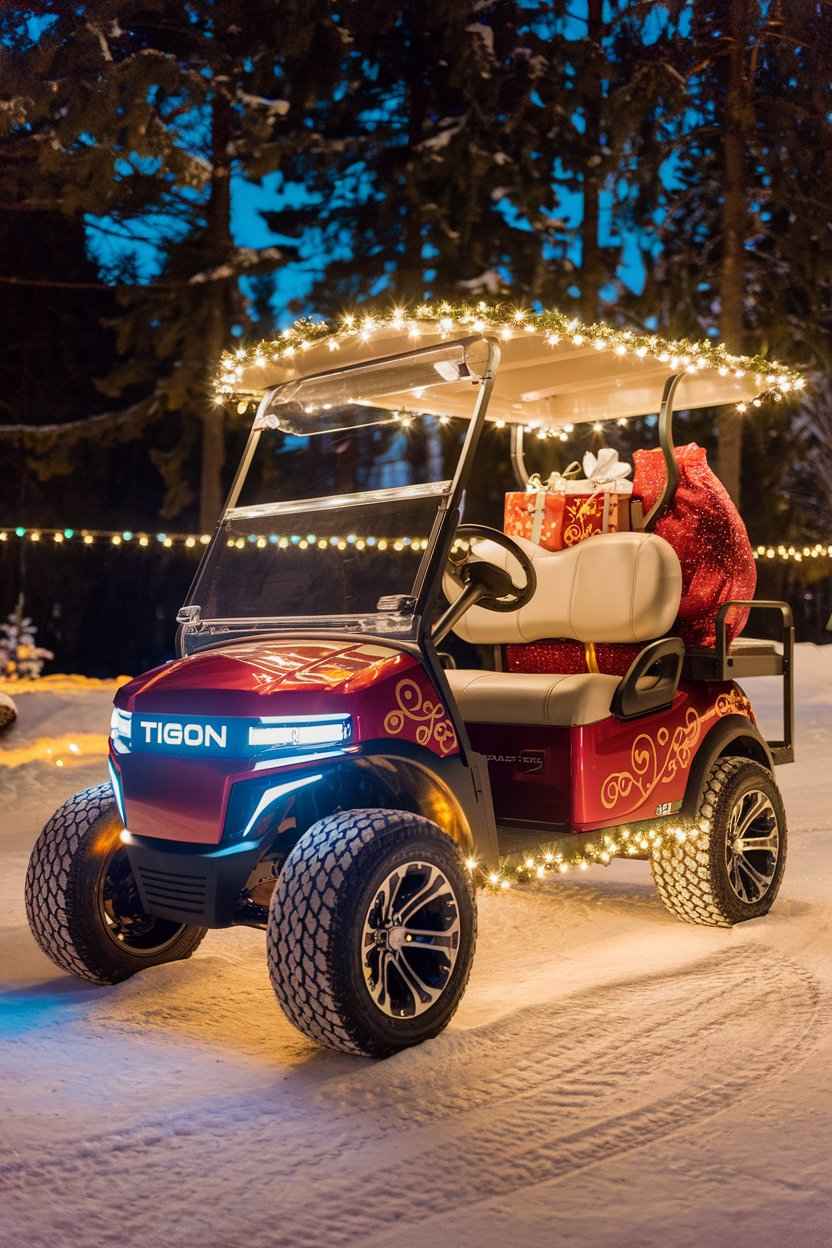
{"left": 1, "top": 526, "right": 827, "bottom": 564}
{"left": 216, "top": 300, "right": 805, "bottom": 415}
{"left": 467, "top": 819, "right": 703, "bottom": 890}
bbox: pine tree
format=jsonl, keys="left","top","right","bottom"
{"left": 1, "top": 1, "right": 348, "bottom": 528}
{"left": 653, "top": 0, "right": 832, "bottom": 503}
{"left": 259, "top": 1, "right": 576, "bottom": 311}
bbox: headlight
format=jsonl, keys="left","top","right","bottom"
{"left": 107, "top": 758, "right": 128, "bottom": 826}
{"left": 248, "top": 714, "right": 351, "bottom": 750}
{"left": 110, "top": 707, "right": 132, "bottom": 754}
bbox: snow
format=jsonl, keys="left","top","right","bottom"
{"left": 459, "top": 269, "right": 504, "bottom": 295}
{"left": 466, "top": 22, "right": 496, "bottom": 59}
{"left": 237, "top": 91, "right": 291, "bottom": 117}
{"left": 421, "top": 118, "right": 465, "bottom": 151}
{"left": 2, "top": 646, "right": 832, "bottom": 1245}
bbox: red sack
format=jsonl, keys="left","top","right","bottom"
{"left": 632, "top": 443, "right": 756, "bottom": 649}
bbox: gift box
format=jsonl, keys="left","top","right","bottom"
{"left": 504, "top": 448, "right": 634, "bottom": 552}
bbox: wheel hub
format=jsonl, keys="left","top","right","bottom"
{"left": 724, "top": 787, "right": 780, "bottom": 905}
{"left": 99, "top": 847, "right": 186, "bottom": 955}
{"left": 361, "top": 861, "right": 461, "bottom": 1020}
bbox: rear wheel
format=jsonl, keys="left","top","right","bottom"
{"left": 268, "top": 809, "right": 476, "bottom": 1057}
{"left": 25, "top": 783, "right": 207, "bottom": 984}
{"left": 651, "top": 757, "right": 786, "bottom": 927}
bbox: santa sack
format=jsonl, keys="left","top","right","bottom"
{"left": 632, "top": 443, "right": 756, "bottom": 649}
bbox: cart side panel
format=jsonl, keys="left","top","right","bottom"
{"left": 571, "top": 683, "right": 753, "bottom": 831}
{"left": 466, "top": 723, "right": 572, "bottom": 825}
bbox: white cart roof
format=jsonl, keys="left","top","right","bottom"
{"left": 217, "top": 304, "right": 804, "bottom": 426}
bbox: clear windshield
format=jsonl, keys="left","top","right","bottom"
{"left": 185, "top": 339, "right": 488, "bottom": 633}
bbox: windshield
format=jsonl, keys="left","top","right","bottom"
{"left": 185, "top": 338, "right": 490, "bottom": 634}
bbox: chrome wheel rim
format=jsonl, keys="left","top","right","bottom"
{"left": 724, "top": 788, "right": 780, "bottom": 904}
{"left": 361, "top": 861, "right": 461, "bottom": 1019}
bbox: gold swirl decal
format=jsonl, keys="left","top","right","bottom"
{"left": 563, "top": 493, "right": 603, "bottom": 547}
{"left": 600, "top": 706, "right": 701, "bottom": 813}
{"left": 384, "top": 678, "right": 458, "bottom": 756}
{"left": 715, "top": 688, "right": 752, "bottom": 718}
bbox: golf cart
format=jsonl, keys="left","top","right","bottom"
{"left": 26, "top": 308, "right": 800, "bottom": 1057}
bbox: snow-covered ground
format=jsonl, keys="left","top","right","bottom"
{"left": 2, "top": 650, "right": 832, "bottom": 1247}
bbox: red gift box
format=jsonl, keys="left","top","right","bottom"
{"left": 504, "top": 462, "right": 632, "bottom": 552}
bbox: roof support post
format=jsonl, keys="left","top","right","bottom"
{"left": 510, "top": 423, "right": 531, "bottom": 488}
{"left": 643, "top": 373, "right": 682, "bottom": 530}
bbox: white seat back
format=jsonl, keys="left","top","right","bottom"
{"left": 443, "top": 530, "right": 682, "bottom": 645}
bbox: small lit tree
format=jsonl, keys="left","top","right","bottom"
{"left": 0, "top": 596, "right": 54, "bottom": 680}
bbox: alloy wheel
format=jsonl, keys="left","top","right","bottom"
{"left": 724, "top": 787, "right": 780, "bottom": 905}
{"left": 361, "top": 861, "right": 461, "bottom": 1019}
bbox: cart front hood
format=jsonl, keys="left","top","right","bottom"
{"left": 109, "top": 638, "right": 458, "bottom": 845}
{"left": 115, "top": 638, "right": 412, "bottom": 716}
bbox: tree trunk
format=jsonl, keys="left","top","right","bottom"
{"left": 199, "top": 89, "right": 234, "bottom": 532}
{"left": 581, "top": 0, "right": 603, "bottom": 324}
{"left": 402, "top": 37, "right": 428, "bottom": 301}
{"left": 717, "top": 0, "right": 752, "bottom": 504}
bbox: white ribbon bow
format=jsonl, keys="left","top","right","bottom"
{"left": 582, "top": 447, "right": 632, "bottom": 486}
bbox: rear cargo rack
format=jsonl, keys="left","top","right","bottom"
{"left": 684, "top": 600, "right": 794, "bottom": 765}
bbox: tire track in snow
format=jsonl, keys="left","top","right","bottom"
{"left": 0, "top": 944, "right": 777, "bottom": 1181}
{"left": 0, "top": 947, "right": 824, "bottom": 1248}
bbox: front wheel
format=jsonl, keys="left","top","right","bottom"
{"left": 651, "top": 757, "right": 787, "bottom": 927}
{"left": 268, "top": 809, "right": 477, "bottom": 1057}
{"left": 25, "top": 783, "right": 207, "bottom": 984}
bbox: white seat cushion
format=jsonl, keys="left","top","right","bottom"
{"left": 443, "top": 530, "right": 682, "bottom": 646}
{"left": 445, "top": 668, "right": 620, "bottom": 727}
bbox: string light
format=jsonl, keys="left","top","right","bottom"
{"left": 755, "top": 542, "right": 832, "bottom": 563}
{"left": 217, "top": 303, "right": 803, "bottom": 414}
{"left": 0, "top": 524, "right": 826, "bottom": 564}
{"left": 468, "top": 819, "right": 707, "bottom": 890}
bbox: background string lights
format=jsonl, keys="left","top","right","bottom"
{"left": 3, "top": 525, "right": 827, "bottom": 564}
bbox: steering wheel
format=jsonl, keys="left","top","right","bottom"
{"left": 433, "top": 524, "right": 537, "bottom": 644}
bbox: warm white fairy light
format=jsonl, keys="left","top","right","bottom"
{"left": 0, "top": 520, "right": 823, "bottom": 565}
{"left": 471, "top": 820, "right": 711, "bottom": 891}
{"left": 219, "top": 304, "right": 801, "bottom": 414}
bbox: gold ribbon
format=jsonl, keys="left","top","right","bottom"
{"left": 584, "top": 640, "right": 600, "bottom": 673}
{"left": 526, "top": 462, "right": 582, "bottom": 492}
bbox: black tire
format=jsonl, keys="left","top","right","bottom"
{"left": 651, "top": 757, "right": 787, "bottom": 927}
{"left": 268, "top": 809, "right": 477, "bottom": 1057}
{"left": 25, "top": 782, "right": 207, "bottom": 984}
